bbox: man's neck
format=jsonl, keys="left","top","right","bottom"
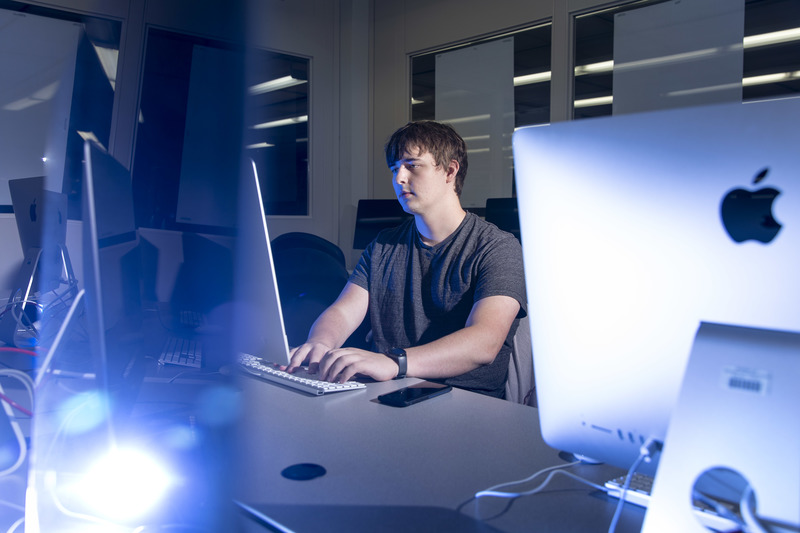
{"left": 414, "top": 203, "right": 467, "bottom": 246}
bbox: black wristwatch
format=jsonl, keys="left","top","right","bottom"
{"left": 386, "top": 347, "right": 407, "bottom": 380}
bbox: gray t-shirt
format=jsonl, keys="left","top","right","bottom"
{"left": 349, "top": 212, "right": 527, "bottom": 397}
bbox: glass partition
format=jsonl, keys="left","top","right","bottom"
{"left": 410, "top": 23, "right": 551, "bottom": 207}
{"left": 0, "top": 0, "right": 119, "bottom": 214}
{"left": 132, "top": 29, "right": 309, "bottom": 234}
{"left": 573, "top": 0, "right": 800, "bottom": 119}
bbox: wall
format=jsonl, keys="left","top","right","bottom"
{"left": 1, "top": 0, "right": 346, "bottom": 298}
{"left": 1, "top": 0, "right": 625, "bottom": 293}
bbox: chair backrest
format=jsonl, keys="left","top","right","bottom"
{"left": 271, "top": 231, "right": 347, "bottom": 268}
{"left": 505, "top": 315, "right": 535, "bottom": 406}
{"left": 485, "top": 197, "right": 520, "bottom": 241}
{"left": 270, "top": 232, "right": 349, "bottom": 346}
{"left": 353, "top": 199, "right": 412, "bottom": 249}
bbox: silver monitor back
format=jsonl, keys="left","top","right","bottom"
{"left": 513, "top": 98, "right": 800, "bottom": 475}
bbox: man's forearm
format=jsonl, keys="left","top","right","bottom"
{"left": 305, "top": 305, "right": 359, "bottom": 349}
{"left": 404, "top": 295, "right": 520, "bottom": 379}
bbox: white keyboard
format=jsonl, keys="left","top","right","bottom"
{"left": 159, "top": 336, "right": 203, "bottom": 368}
{"left": 605, "top": 473, "right": 740, "bottom": 531}
{"left": 238, "top": 354, "right": 366, "bottom": 395}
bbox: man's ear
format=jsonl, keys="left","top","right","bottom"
{"left": 445, "top": 159, "right": 459, "bottom": 184}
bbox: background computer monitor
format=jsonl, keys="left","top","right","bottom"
{"left": 78, "top": 139, "right": 144, "bottom": 404}
{"left": 1, "top": 176, "right": 74, "bottom": 349}
{"left": 352, "top": 198, "right": 412, "bottom": 249}
{"left": 512, "top": 97, "right": 800, "bottom": 476}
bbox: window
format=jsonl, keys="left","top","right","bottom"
{"left": 409, "top": 23, "right": 551, "bottom": 207}
{"left": 132, "top": 29, "right": 309, "bottom": 235}
{"left": 411, "top": 23, "right": 552, "bottom": 128}
{"left": 0, "top": 0, "right": 119, "bottom": 214}
{"left": 573, "top": 0, "right": 800, "bottom": 119}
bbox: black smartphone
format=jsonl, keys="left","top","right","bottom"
{"left": 377, "top": 381, "right": 452, "bottom": 407}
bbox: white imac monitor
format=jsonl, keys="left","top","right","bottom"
{"left": 512, "top": 97, "right": 800, "bottom": 477}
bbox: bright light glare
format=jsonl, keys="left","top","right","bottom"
{"left": 77, "top": 449, "right": 173, "bottom": 521}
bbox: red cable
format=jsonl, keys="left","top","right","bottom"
{"left": 0, "top": 391, "right": 33, "bottom": 418}
{"left": 0, "top": 347, "right": 39, "bottom": 357}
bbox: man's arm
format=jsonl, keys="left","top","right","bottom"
{"left": 404, "top": 294, "right": 520, "bottom": 378}
{"left": 314, "top": 294, "right": 521, "bottom": 383}
{"left": 286, "top": 281, "right": 369, "bottom": 371}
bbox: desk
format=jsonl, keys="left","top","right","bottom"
{"left": 234, "top": 376, "right": 646, "bottom": 532}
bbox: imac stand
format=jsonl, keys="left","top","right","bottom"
{"left": 0, "top": 244, "right": 78, "bottom": 349}
{"left": 642, "top": 322, "right": 800, "bottom": 533}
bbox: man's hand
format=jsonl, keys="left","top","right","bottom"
{"left": 286, "top": 341, "right": 333, "bottom": 373}
{"left": 288, "top": 344, "right": 399, "bottom": 383}
{"left": 318, "top": 347, "right": 400, "bottom": 383}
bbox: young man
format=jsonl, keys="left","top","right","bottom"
{"left": 286, "top": 121, "right": 526, "bottom": 397}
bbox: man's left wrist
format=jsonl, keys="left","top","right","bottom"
{"left": 386, "top": 347, "right": 407, "bottom": 379}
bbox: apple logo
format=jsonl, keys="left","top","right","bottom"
{"left": 720, "top": 167, "right": 782, "bottom": 244}
{"left": 29, "top": 198, "right": 38, "bottom": 223}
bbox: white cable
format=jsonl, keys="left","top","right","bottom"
{"left": 474, "top": 460, "right": 580, "bottom": 498}
{"left": 0, "top": 383, "right": 26, "bottom": 477}
{"left": 476, "top": 468, "right": 608, "bottom": 499}
{"left": 0, "top": 370, "right": 34, "bottom": 411}
{"left": 34, "top": 289, "right": 85, "bottom": 388}
{"left": 740, "top": 485, "right": 770, "bottom": 533}
{"left": 608, "top": 438, "right": 662, "bottom": 533}
{"left": 5, "top": 515, "right": 25, "bottom": 533}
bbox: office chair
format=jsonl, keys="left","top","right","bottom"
{"left": 505, "top": 315, "right": 535, "bottom": 406}
{"left": 271, "top": 232, "right": 349, "bottom": 346}
{"left": 484, "top": 197, "right": 520, "bottom": 241}
{"left": 352, "top": 199, "right": 412, "bottom": 249}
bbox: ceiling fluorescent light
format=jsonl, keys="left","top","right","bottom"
{"left": 246, "top": 142, "right": 275, "bottom": 149}
{"left": 743, "top": 70, "right": 800, "bottom": 86}
{"left": 512, "top": 27, "right": 800, "bottom": 89}
{"left": 249, "top": 75, "right": 307, "bottom": 95}
{"left": 251, "top": 115, "right": 308, "bottom": 130}
{"left": 574, "top": 96, "right": 613, "bottom": 108}
{"left": 92, "top": 45, "right": 118, "bottom": 90}
{"left": 514, "top": 71, "right": 552, "bottom": 86}
{"left": 445, "top": 114, "right": 491, "bottom": 125}
{"left": 744, "top": 27, "right": 800, "bottom": 48}
{"left": 3, "top": 81, "right": 61, "bottom": 111}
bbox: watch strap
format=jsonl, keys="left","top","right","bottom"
{"left": 387, "top": 348, "right": 407, "bottom": 380}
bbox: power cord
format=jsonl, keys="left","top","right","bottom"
{"left": 0, "top": 381, "right": 28, "bottom": 477}
{"left": 607, "top": 438, "right": 662, "bottom": 533}
{"left": 0, "top": 369, "right": 35, "bottom": 418}
{"left": 464, "top": 459, "right": 608, "bottom": 522}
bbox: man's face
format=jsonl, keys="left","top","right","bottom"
{"left": 389, "top": 147, "right": 455, "bottom": 215}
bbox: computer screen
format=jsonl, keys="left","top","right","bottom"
{"left": 78, "top": 138, "right": 144, "bottom": 403}
{"left": 0, "top": 176, "right": 74, "bottom": 349}
{"left": 232, "top": 158, "right": 293, "bottom": 365}
{"left": 352, "top": 198, "right": 412, "bottom": 249}
{"left": 512, "top": 97, "right": 800, "bottom": 476}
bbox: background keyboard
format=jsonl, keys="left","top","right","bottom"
{"left": 159, "top": 335, "right": 203, "bottom": 368}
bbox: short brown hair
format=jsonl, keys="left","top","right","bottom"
{"left": 384, "top": 121, "right": 468, "bottom": 196}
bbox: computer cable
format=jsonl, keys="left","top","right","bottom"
{"left": 0, "top": 368, "right": 34, "bottom": 418}
{"left": 740, "top": 485, "right": 770, "bottom": 533}
{"left": 463, "top": 460, "right": 610, "bottom": 521}
{"left": 0, "top": 346, "right": 38, "bottom": 371}
{"left": 5, "top": 515, "right": 25, "bottom": 533}
{"left": 33, "top": 289, "right": 84, "bottom": 388}
{"left": 0, "top": 382, "right": 27, "bottom": 478}
{"left": 607, "top": 438, "right": 662, "bottom": 533}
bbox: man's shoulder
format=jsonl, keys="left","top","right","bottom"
{"left": 370, "top": 217, "right": 415, "bottom": 250}
{"left": 462, "top": 212, "right": 519, "bottom": 247}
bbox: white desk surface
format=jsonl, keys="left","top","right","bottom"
{"left": 233, "top": 375, "right": 646, "bottom": 532}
